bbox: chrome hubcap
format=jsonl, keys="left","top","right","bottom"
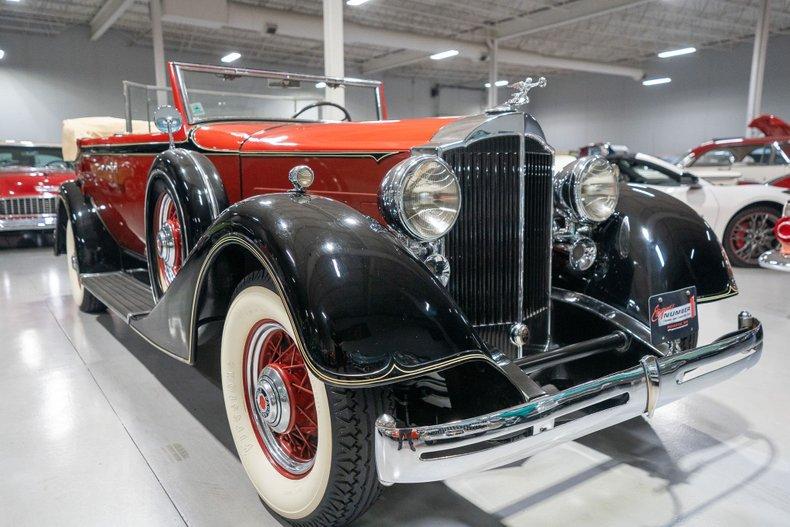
{"left": 254, "top": 365, "right": 292, "bottom": 434}
{"left": 156, "top": 223, "right": 175, "bottom": 262}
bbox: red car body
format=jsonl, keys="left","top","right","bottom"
{"left": 75, "top": 64, "right": 456, "bottom": 256}
{"left": 0, "top": 143, "right": 73, "bottom": 232}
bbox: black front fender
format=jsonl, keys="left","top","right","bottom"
{"left": 555, "top": 184, "right": 737, "bottom": 326}
{"left": 131, "top": 192, "right": 491, "bottom": 386}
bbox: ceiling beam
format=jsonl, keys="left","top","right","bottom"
{"left": 495, "top": 0, "right": 652, "bottom": 42}
{"left": 90, "top": 0, "right": 135, "bottom": 41}
{"left": 361, "top": 50, "right": 433, "bottom": 75}
{"left": 220, "top": 3, "right": 644, "bottom": 80}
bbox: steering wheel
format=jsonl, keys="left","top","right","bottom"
{"left": 292, "top": 101, "right": 352, "bottom": 122}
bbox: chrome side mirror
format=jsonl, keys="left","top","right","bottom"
{"left": 153, "top": 105, "right": 183, "bottom": 149}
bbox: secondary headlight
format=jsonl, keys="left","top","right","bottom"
{"left": 555, "top": 155, "right": 619, "bottom": 223}
{"left": 379, "top": 155, "right": 461, "bottom": 241}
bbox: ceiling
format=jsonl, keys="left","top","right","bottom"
{"left": 1, "top": 0, "right": 789, "bottom": 86}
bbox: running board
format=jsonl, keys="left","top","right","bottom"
{"left": 81, "top": 272, "right": 154, "bottom": 321}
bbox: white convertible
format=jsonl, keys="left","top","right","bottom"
{"left": 556, "top": 151, "right": 790, "bottom": 267}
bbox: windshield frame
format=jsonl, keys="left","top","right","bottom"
{"left": 171, "top": 62, "right": 385, "bottom": 125}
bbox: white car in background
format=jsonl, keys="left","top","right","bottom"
{"left": 677, "top": 115, "right": 790, "bottom": 185}
{"left": 557, "top": 151, "right": 790, "bottom": 267}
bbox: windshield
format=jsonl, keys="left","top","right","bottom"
{"left": 0, "top": 145, "right": 68, "bottom": 169}
{"left": 617, "top": 158, "right": 680, "bottom": 187}
{"left": 175, "top": 64, "right": 383, "bottom": 124}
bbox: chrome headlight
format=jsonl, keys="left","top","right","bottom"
{"left": 555, "top": 155, "right": 619, "bottom": 223}
{"left": 379, "top": 155, "right": 461, "bottom": 241}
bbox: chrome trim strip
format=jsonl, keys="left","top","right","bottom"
{"left": 375, "top": 314, "right": 762, "bottom": 484}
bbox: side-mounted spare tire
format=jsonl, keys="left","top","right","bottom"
{"left": 144, "top": 149, "right": 229, "bottom": 299}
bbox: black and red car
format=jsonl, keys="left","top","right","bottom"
{"left": 56, "top": 63, "right": 763, "bottom": 526}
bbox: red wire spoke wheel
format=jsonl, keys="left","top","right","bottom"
{"left": 152, "top": 192, "right": 183, "bottom": 292}
{"left": 243, "top": 320, "right": 318, "bottom": 477}
{"left": 221, "top": 271, "right": 391, "bottom": 525}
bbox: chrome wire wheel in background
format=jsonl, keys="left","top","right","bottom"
{"left": 725, "top": 206, "right": 780, "bottom": 267}
{"left": 244, "top": 320, "right": 318, "bottom": 478}
{"left": 152, "top": 192, "right": 183, "bottom": 291}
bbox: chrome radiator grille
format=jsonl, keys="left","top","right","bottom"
{"left": 442, "top": 135, "right": 553, "bottom": 357}
{"left": 0, "top": 197, "right": 58, "bottom": 217}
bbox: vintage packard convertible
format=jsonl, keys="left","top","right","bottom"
{"left": 56, "top": 63, "right": 763, "bottom": 527}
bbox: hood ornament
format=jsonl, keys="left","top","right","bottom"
{"left": 488, "top": 76, "right": 547, "bottom": 113}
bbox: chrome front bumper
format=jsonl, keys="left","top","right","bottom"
{"left": 375, "top": 314, "right": 762, "bottom": 485}
{"left": 0, "top": 214, "right": 57, "bottom": 232}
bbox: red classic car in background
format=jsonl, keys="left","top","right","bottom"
{"left": 679, "top": 115, "right": 790, "bottom": 186}
{"left": 0, "top": 141, "right": 73, "bottom": 233}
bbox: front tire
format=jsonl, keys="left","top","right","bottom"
{"left": 221, "top": 271, "right": 388, "bottom": 526}
{"left": 65, "top": 218, "right": 105, "bottom": 313}
{"left": 723, "top": 205, "right": 780, "bottom": 267}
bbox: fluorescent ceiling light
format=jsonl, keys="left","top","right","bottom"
{"left": 642, "top": 77, "right": 671, "bottom": 86}
{"left": 658, "top": 47, "right": 696, "bottom": 59}
{"left": 220, "top": 51, "right": 241, "bottom": 63}
{"left": 484, "top": 80, "right": 509, "bottom": 88}
{"left": 315, "top": 81, "right": 327, "bottom": 89}
{"left": 0, "top": 49, "right": 5, "bottom": 60}
{"left": 346, "top": 0, "right": 370, "bottom": 5}
{"left": 430, "top": 49, "right": 459, "bottom": 60}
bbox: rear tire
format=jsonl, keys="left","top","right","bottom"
{"left": 65, "top": 219, "right": 105, "bottom": 313}
{"left": 221, "top": 270, "right": 389, "bottom": 527}
{"left": 723, "top": 205, "right": 780, "bottom": 267}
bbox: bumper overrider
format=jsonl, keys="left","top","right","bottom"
{"left": 375, "top": 313, "right": 762, "bottom": 485}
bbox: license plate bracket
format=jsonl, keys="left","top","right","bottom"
{"left": 648, "top": 286, "right": 699, "bottom": 345}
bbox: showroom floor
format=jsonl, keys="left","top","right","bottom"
{"left": 1, "top": 245, "right": 788, "bottom": 527}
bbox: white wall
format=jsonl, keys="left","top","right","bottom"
{"left": 529, "top": 35, "right": 790, "bottom": 158}
{"left": 0, "top": 26, "right": 483, "bottom": 142}
{"left": 1, "top": 24, "right": 787, "bottom": 155}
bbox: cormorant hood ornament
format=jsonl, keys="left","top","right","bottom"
{"left": 488, "top": 76, "right": 547, "bottom": 113}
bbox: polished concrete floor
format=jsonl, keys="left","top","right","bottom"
{"left": 1, "top": 242, "right": 789, "bottom": 526}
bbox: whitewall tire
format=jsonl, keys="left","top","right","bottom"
{"left": 65, "top": 218, "right": 105, "bottom": 313}
{"left": 221, "top": 271, "right": 390, "bottom": 526}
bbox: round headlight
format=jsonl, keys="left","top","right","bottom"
{"left": 379, "top": 155, "right": 461, "bottom": 241}
{"left": 556, "top": 155, "right": 620, "bottom": 222}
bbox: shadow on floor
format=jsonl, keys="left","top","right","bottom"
{"left": 95, "top": 312, "right": 775, "bottom": 527}
{"left": 0, "top": 231, "right": 54, "bottom": 249}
